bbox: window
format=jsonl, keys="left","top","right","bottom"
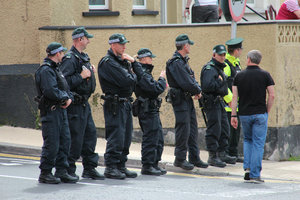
{"left": 247, "top": 0, "right": 255, "bottom": 6}
{"left": 89, "top": 0, "right": 109, "bottom": 10}
{"left": 133, "top": 0, "right": 147, "bottom": 9}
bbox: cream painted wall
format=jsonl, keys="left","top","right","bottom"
{"left": 167, "top": 0, "right": 187, "bottom": 24}
{"left": 38, "top": 22, "right": 290, "bottom": 129}
{"left": 275, "top": 23, "right": 300, "bottom": 127}
{"left": 0, "top": 0, "right": 50, "bottom": 65}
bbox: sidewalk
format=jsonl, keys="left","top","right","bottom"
{"left": 1, "top": 125, "right": 299, "bottom": 182}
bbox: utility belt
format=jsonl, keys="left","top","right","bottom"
{"left": 101, "top": 94, "right": 133, "bottom": 102}
{"left": 202, "top": 93, "right": 225, "bottom": 109}
{"left": 165, "top": 87, "right": 191, "bottom": 105}
{"left": 132, "top": 96, "right": 162, "bottom": 116}
{"left": 101, "top": 94, "right": 133, "bottom": 116}
{"left": 34, "top": 96, "right": 66, "bottom": 116}
{"left": 72, "top": 92, "right": 88, "bottom": 105}
{"left": 202, "top": 93, "right": 222, "bottom": 103}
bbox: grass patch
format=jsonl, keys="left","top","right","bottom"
{"left": 288, "top": 156, "right": 300, "bottom": 161}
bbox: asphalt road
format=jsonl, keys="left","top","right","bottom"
{"left": 1, "top": 153, "right": 300, "bottom": 200}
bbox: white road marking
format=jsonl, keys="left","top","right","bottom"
{"left": 0, "top": 157, "right": 40, "bottom": 165}
{"left": 0, "top": 163, "right": 22, "bottom": 166}
{"left": 0, "top": 174, "right": 37, "bottom": 181}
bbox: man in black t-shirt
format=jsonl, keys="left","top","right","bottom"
{"left": 231, "top": 50, "right": 275, "bottom": 184}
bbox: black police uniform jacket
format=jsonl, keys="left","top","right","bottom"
{"left": 135, "top": 63, "right": 166, "bottom": 99}
{"left": 200, "top": 58, "right": 228, "bottom": 97}
{"left": 60, "top": 46, "right": 96, "bottom": 101}
{"left": 166, "top": 51, "right": 201, "bottom": 110}
{"left": 98, "top": 49, "right": 138, "bottom": 98}
{"left": 35, "top": 58, "right": 72, "bottom": 108}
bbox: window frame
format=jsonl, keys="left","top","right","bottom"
{"left": 133, "top": 0, "right": 147, "bottom": 10}
{"left": 246, "top": 0, "right": 255, "bottom": 7}
{"left": 89, "top": 0, "right": 109, "bottom": 10}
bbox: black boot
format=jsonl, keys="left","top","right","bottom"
{"left": 218, "top": 151, "right": 237, "bottom": 164}
{"left": 228, "top": 153, "right": 244, "bottom": 163}
{"left": 67, "top": 170, "right": 80, "bottom": 180}
{"left": 153, "top": 162, "right": 167, "bottom": 175}
{"left": 174, "top": 158, "right": 194, "bottom": 170}
{"left": 82, "top": 168, "right": 105, "bottom": 180}
{"left": 141, "top": 165, "right": 161, "bottom": 176}
{"left": 55, "top": 169, "right": 79, "bottom": 183}
{"left": 118, "top": 167, "right": 138, "bottom": 178}
{"left": 208, "top": 152, "right": 226, "bottom": 168}
{"left": 104, "top": 166, "right": 126, "bottom": 180}
{"left": 189, "top": 159, "right": 209, "bottom": 168}
{"left": 39, "top": 170, "right": 61, "bottom": 184}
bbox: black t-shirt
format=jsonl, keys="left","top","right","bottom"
{"left": 233, "top": 65, "right": 275, "bottom": 115}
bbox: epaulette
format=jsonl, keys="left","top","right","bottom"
{"left": 98, "top": 56, "right": 110, "bottom": 66}
{"left": 172, "top": 56, "right": 181, "bottom": 62}
{"left": 41, "top": 62, "right": 51, "bottom": 67}
{"left": 166, "top": 56, "right": 180, "bottom": 65}
{"left": 65, "top": 51, "right": 80, "bottom": 60}
{"left": 204, "top": 61, "right": 214, "bottom": 70}
{"left": 64, "top": 54, "right": 72, "bottom": 59}
{"left": 103, "top": 56, "right": 110, "bottom": 62}
{"left": 204, "top": 65, "right": 211, "bottom": 70}
{"left": 37, "top": 62, "right": 53, "bottom": 71}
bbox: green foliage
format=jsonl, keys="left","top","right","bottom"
{"left": 288, "top": 156, "right": 300, "bottom": 161}
{"left": 92, "top": 93, "right": 101, "bottom": 107}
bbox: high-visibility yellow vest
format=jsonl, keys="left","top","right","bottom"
{"left": 223, "top": 53, "right": 241, "bottom": 112}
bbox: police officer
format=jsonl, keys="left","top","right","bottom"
{"left": 224, "top": 38, "right": 244, "bottom": 162}
{"left": 166, "top": 34, "right": 208, "bottom": 170}
{"left": 200, "top": 45, "right": 236, "bottom": 168}
{"left": 134, "top": 48, "right": 167, "bottom": 176}
{"left": 98, "top": 33, "right": 144, "bottom": 179}
{"left": 61, "top": 27, "right": 104, "bottom": 180}
{"left": 35, "top": 42, "right": 78, "bottom": 184}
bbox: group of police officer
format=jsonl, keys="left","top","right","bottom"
{"left": 35, "top": 26, "right": 244, "bottom": 184}
{"left": 167, "top": 34, "right": 243, "bottom": 170}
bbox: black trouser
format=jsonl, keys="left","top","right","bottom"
{"left": 138, "top": 111, "right": 164, "bottom": 166}
{"left": 39, "top": 107, "right": 70, "bottom": 172}
{"left": 204, "top": 100, "right": 230, "bottom": 152}
{"left": 227, "top": 112, "right": 241, "bottom": 156}
{"left": 173, "top": 97, "right": 200, "bottom": 162}
{"left": 103, "top": 101, "right": 133, "bottom": 167}
{"left": 66, "top": 102, "right": 99, "bottom": 173}
{"left": 192, "top": 5, "right": 219, "bottom": 23}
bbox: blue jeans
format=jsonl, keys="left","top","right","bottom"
{"left": 239, "top": 113, "right": 268, "bottom": 178}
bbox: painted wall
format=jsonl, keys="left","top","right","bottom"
{"left": 0, "top": 0, "right": 50, "bottom": 65}
{"left": 275, "top": 24, "right": 300, "bottom": 127}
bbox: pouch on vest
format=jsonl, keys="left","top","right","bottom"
{"left": 170, "top": 88, "right": 182, "bottom": 106}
